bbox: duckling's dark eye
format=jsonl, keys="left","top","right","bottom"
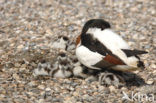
{"left": 59, "top": 53, "right": 66, "bottom": 57}
{"left": 72, "top": 58, "right": 78, "bottom": 63}
{"left": 63, "top": 36, "right": 69, "bottom": 41}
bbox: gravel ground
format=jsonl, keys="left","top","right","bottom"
{"left": 0, "top": 0, "right": 156, "bottom": 103}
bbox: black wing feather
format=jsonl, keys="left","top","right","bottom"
{"left": 81, "top": 33, "right": 112, "bottom": 56}
{"left": 122, "top": 49, "right": 148, "bottom": 57}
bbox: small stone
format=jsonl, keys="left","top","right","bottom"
{"left": 14, "top": 63, "right": 21, "bottom": 68}
{"left": 26, "top": 92, "right": 34, "bottom": 96}
{"left": 98, "top": 85, "right": 105, "bottom": 91}
{"left": 76, "top": 102, "right": 82, "bottom": 103}
{"left": 121, "top": 87, "right": 127, "bottom": 91}
{"left": 13, "top": 73, "right": 20, "bottom": 80}
{"left": 133, "top": 70, "right": 139, "bottom": 74}
{"left": 73, "top": 92, "right": 79, "bottom": 96}
{"left": 38, "top": 85, "right": 45, "bottom": 90}
{"left": 151, "top": 64, "right": 156, "bottom": 69}
{"left": 153, "top": 70, "right": 156, "bottom": 74}
{"left": 93, "top": 92, "right": 98, "bottom": 95}
{"left": 28, "top": 81, "right": 37, "bottom": 87}
{"left": 45, "top": 29, "right": 53, "bottom": 36}
{"left": 151, "top": 10, "right": 155, "bottom": 15}
{"left": 64, "top": 97, "right": 75, "bottom": 103}
{"left": 144, "top": 45, "right": 151, "bottom": 49}
{"left": 45, "top": 87, "right": 51, "bottom": 91}
{"left": 146, "top": 78, "right": 154, "bottom": 84}
{"left": 83, "top": 94, "right": 90, "bottom": 99}
{"left": 52, "top": 98, "right": 61, "bottom": 102}
{"left": 21, "top": 64, "right": 27, "bottom": 68}
{"left": 17, "top": 45, "right": 24, "bottom": 49}
{"left": 19, "top": 67, "right": 26, "bottom": 72}
{"left": 38, "top": 99, "right": 44, "bottom": 103}
{"left": 109, "top": 86, "right": 116, "bottom": 92}
{"left": 31, "top": 62, "right": 37, "bottom": 67}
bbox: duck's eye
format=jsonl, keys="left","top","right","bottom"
{"left": 63, "top": 36, "right": 69, "bottom": 41}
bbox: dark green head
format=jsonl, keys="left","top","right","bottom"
{"left": 81, "top": 19, "right": 111, "bottom": 34}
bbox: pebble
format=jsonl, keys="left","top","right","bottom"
{"left": 121, "top": 87, "right": 127, "bottom": 91}
{"left": 76, "top": 102, "right": 82, "bottom": 103}
{"left": 38, "top": 99, "right": 44, "bottom": 103}
{"left": 109, "top": 86, "right": 116, "bottom": 92}
{"left": 153, "top": 70, "right": 156, "bottom": 74}
{"left": 73, "top": 92, "right": 79, "bottom": 97}
{"left": 12, "top": 73, "right": 20, "bottom": 80}
{"left": 14, "top": 63, "right": 21, "bottom": 68}
{"left": 133, "top": 70, "right": 139, "bottom": 74}
{"left": 21, "top": 64, "right": 27, "bottom": 68}
{"left": 52, "top": 98, "right": 61, "bottom": 102}
{"left": 98, "top": 85, "right": 105, "bottom": 91}
{"left": 151, "top": 64, "right": 156, "bottom": 69}
{"left": 46, "top": 29, "right": 53, "bottom": 36}
{"left": 45, "top": 87, "right": 51, "bottom": 91}
{"left": 146, "top": 78, "right": 154, "bottom": 85}
{"left": 28, "top": 81, "right": 37, "bottom": 87}
{"left": 38, "top": 85, "right": 45, "bottom": 90}
{"left": 17, "top": 45, "right": 24, "bottom": 50}
{"left": 19, "top": 67, "right": 26, "bottom": 72}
